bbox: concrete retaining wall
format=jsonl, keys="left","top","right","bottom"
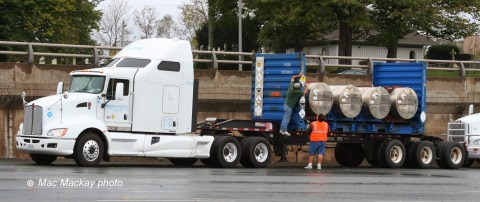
{"left": 1, "top": 62, "right": 480, "bottom": 163}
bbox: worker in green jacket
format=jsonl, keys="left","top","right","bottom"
{"left": 279, "top": 72, "right": 306, "bottom": 136}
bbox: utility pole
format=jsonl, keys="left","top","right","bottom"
{"left": 238, "top": 0, "right": 243, "bottom": 71}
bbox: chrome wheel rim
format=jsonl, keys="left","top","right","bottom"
{"left": 83, "top": 140, "right": 100, "bottom": 161}
{"left": 223, "top": 143, "right": 238, "bottom": 163}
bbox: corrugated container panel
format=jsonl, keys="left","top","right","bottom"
{"left": 372, "top": 62, "right": 427, "bottom": 135}
{"left": 251, "top": 53, "right": 306, "bottom": 122}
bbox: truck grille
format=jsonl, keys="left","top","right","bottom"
{"left": 447, "top": 122, "right": 466, "bottom": 143}
{"left": 23, "top": 105, "right": 43, "bottom": 135}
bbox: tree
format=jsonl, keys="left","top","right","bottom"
{"left": 94, "top": 0, "right": 130, "bottom": 46}
{"left": 157, "top": 15, "right": 177, "bottom": 38}
{"left": 0, "top": 0, "right": 101, "bottom": 44}
{"left": 178, "top": 0, "right": 209, "bottom": 42}
{"left": 369, "top": 0, "right": 480, "bottom": 58}
{"left": 243, "top": 0, "right": 371, "bottom": 61}
{"left": 195, "top": 0, "right": 260, "bottom": 52}
{"left": 133, "top": 5, "right": 158, "bottom": 39}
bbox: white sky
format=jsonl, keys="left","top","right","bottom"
{"left": 97, "top": 0, "right": 189, "bottom": 39}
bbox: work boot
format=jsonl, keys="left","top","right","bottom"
{"left": 304, "top": 163, "right": 312, "bottom": 169}
{"left": 317, "top": 164, "right": 321, "bottom": 170}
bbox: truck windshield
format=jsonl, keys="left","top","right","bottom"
{"left": 69, "top": 76, "right": 106, "bottom": 94}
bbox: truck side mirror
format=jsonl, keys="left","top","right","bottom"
{"left": 115, "top": 83, "right": 124, "bottom": 101}
{"left": 56, "top": 82, "right": 64, "bottom": 94}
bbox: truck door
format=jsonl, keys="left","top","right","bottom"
{"left": 104, "top": 78, "right": 132, "bottom": 131}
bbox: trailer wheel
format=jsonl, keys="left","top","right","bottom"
{"left": 335, "top": 143, "right": 364, "bottom": 167}
{"left": 382, "top": 139, "right": 406, "bottom": 168}
{"left": 435, "top": 141, "right": 448, "bottom": 168}
{"left": 410, "top": 141, "right": 435, "bottom": 169}
{"left": 375, "top": 140, "right": 390, "bottom": 167}
{"left": 439, "top": 141, "right": 465, "bottom": 169}
{"left": 30, "top": 154, "right": 57, "bottom": 165}
{"left": 240, "top": 137, "right": 253, "bottom": 167}
{"left": 211, "top": 136, "right": 241, "bottom": 168}
{"left": 241, "top": 137, "right": 271, "bottom": 168}
{"left": 169, "top": 158, "right": 198, "bottom": 166}
{"left": 73, "top": 132, "right": 104, "bottom": 167}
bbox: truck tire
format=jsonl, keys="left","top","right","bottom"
{"left": 240, "top": 137, "right": 271, "bottom": 168}
{"left": 73, "top": 132, "right": 104, "bottom": 167}
{"left": 382, "top": 139, "right": 406, "bottom": 168}
{"left": 335, "top": 143, "right": 364, "bottom": 167}
{"left": 240, "top": 137, "right": 253, "bottom": 167}
{"left": 169, "top": 158, "right": 198, "bottom": 166}
{"left": 439, "top": 141, "right": 465, "bottom": 169}
{"left": 435, "top": 141, "right": 447, "bottom": 168}
{"left": 462, "top": 150, "right": 474, "bottom": 167}
{"left": 30, "top": 154, "right": 57, "bottom": 165}
{"left": 410, "top": 141, "right": 435, "bottom": 169}
{"left": 376, "top": 140, "right": 390, "bottom": 167}
{"left": 404, "top": 142, "right": 415, "bottom": 167}
{"left": 211, "top": 136, "right": 241, "bottom": 168}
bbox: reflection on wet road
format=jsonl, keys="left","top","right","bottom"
{"left": 1, "top": 159, "right": 479, "bottom": 201}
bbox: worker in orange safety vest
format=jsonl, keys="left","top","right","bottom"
{"left": 305, "top": 113, "right": 329, "bottom": 170}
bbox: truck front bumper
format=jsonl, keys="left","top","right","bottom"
{"left": 16, "top": 136, "right": 75, "bottom": 156}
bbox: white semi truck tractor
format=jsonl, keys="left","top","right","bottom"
{"left": 448, "top": 105, "right": 480, "bottom": 167}
{"left": 16, "top": 38, "right": 257, "bottom": 167}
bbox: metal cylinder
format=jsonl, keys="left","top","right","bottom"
{"left": 358, "top": 87, "right": 391, "bottom": 119}
{"left": 390, "top": 87, "right": 418, "bottom": 119}
{"left": 305, "top": 82, "right": 333, "bottom": 116}
{"left": 330, "top": 85, "right": 362, "bottom": 118}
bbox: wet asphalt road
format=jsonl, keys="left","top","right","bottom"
{"left": 1, "top": 159, "right": 480, "bottom": 202}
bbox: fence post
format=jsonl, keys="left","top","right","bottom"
{"left": 318, "top": 56, "right": 325, "bottom": 74}
{"left": 27, "top": 43, "right": 34, "bottom": 63}
{"left": 367, "top": 58, "right": 373, "bottom": 74}
{"left": 459, "top": 62, "right": 465, "bottom": 78}
{"left": 212, "top": 51, "right": 218, "bottom": 70}
{"left": 93, "top": 47, "right": 99, "bottom": 66}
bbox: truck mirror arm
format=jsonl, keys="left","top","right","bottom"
{"left": 101, "top": 100, "right": 111, "bottom": 109}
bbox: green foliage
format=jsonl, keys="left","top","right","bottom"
{"left": 0, "top": 0, "right": 102, "bottom": 45}
{"left": 426, "top": 44, "right": 460, "bottom": 60}
{"left": 196, "top": 0, "right": 261, "bottom": 54}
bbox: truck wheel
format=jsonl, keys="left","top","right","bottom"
{"left": 169, "top": 158, "right": 198, "bottom": 166}
{"left": 404, "top": 142, "right": 415, "bottom": 167}
{"left": 30, "top": 154, "right": 57, "bottom": 165}
{"left": 241, "top": 137, "right": 271, "bottom": 168}
{"left": 335, "top": 143, "right": 364, "bottom": 167}
{"left": 435, "top": 141, "right": 448, "bottom": 168}
{"left": 382, "top": 139, "right": 406, "bottom": 168}
{"left": 410, "top": 141, "right": 435, "bottom": 169}
{"left": 73, "top": 132, "right": 104, "bottom": 167}
{"left": 211, "top": 136, "right": 241, "bottom": 168}
{"left": 376, "top": 140, "right": 390, "bottom": 167}
{"left": 240, "top": 137, "right": 253, "bottom": 167}
{"left": 439, "top": 141, "right": 465, "bottom": 169}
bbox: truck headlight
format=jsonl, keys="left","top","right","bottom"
{"left": 47, "top": 128, "right": 68, "bottom": 137}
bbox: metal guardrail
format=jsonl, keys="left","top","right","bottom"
{"left": 306, "top": 55, "right": 480, "bottom": 77}
{"left": 1, "top": 41, "right": 479, "bottom": 77}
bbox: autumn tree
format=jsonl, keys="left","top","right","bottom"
{"left": 157, "top": 15, "right": 177, "bottom": 38}
{"left": 133, "top": 5, "right": 158, "bottom": 39}
{"left": 94, "top": 0, "right": 131, "bottom": 46}
{"left": 178, "top": 0, "right": 209, "bottom": 42}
